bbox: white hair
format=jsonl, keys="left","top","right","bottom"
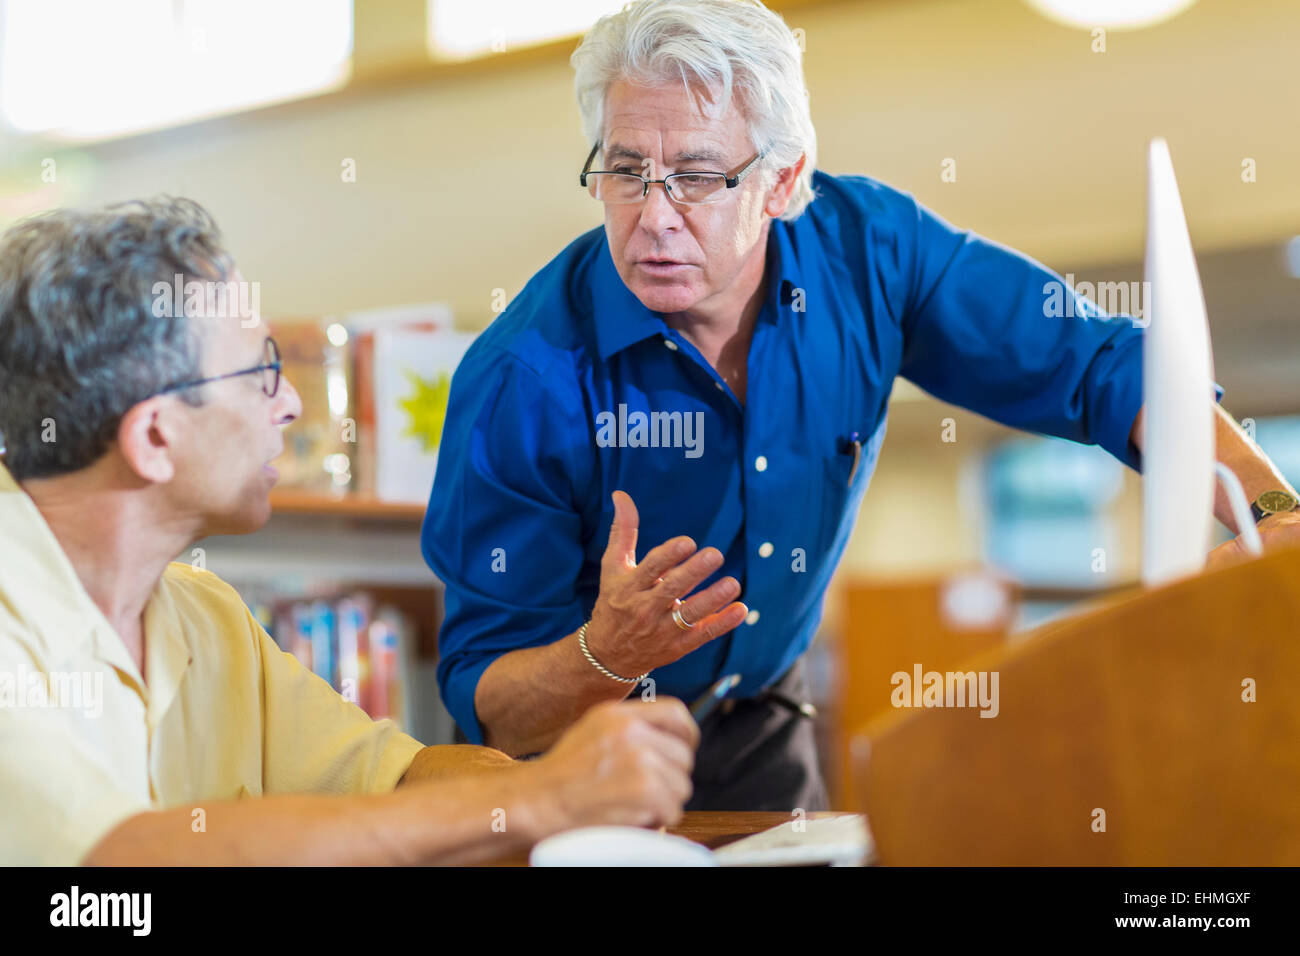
{"left": 571, "top": 0, "right": 817, "bottom": 220}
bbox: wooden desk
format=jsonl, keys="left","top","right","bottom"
{"left": 855, "top": 543, "right": 1300, "bottom": 865}
{"left": 480, "top": 811, "right": 856, "bottom": 865}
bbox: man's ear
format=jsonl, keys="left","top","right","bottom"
{"left": 764, "top": 153, "right": 807, "bottom": 219}
{"left": 116, "top": 398, "right": 180, "bottom": 484}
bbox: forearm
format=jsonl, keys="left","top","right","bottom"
{"left": 474, "top": 629, "right": 636, "bottom": 756}
{"left": 1129, "top": 404, "right": 1297, "bottom": 534}
{"left": 1209, "top": 405, "right": 1297, "bottom": 533}
{"left": 83, "top": 766, "right": 562, "bottom": 866}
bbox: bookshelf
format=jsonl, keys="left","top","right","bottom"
{"left": 268, "top": 491, "right": 426, "bottom": 522}
{"left": 190, "top": 309, "right": 467, "bottom": 746}
{"left": 191, "top": 500, "right": 454, "bottom": 746}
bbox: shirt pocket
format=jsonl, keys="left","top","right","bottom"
{"left": 821, "top": 450, "right": 857, "bottom": 553}
{"left": 820, "top": 418, "right": 885, "bottom": 556}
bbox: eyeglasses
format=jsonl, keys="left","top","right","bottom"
{"left": 579, "top": 141, "right": 766, "bottom": 205}
{"left": 156, "top": 337, "right": 282, "bottom": 399}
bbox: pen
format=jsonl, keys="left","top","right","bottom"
{"left": 690, "top": 673, "right": 742, "bottom": 722}
{"left": 840, "top": 431, "right": 862, "bottom": 486}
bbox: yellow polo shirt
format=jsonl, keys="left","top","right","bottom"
{"left": 0, "top": 463, "right": 425, "bottom": 865}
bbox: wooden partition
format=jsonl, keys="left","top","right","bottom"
{"left": 853, "top": 545, "right": 1300, "bottom": 864}
{"left": 831, "top": 570, "right": 1018, "bottom": 810}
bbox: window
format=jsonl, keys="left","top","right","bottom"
{"left": 981, "top": 436, "right": 1126, "bottom": 591}
{"left": 984, "top": 413, "right": 1300, "bottom": 630}
{"left": 1, "top": 0, "right": 352, "bottom": 141}
{"left": 427, "top": 0, "right": 625, "bottom": 60}
{"left": 1249, "top": 414, "right": 1300, "bottom": 488}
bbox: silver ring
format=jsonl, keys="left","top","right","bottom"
{"left": 671, "top": 599, "right": 694, "bottom": 631}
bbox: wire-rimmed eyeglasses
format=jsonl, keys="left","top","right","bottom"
{"left": 579, "top": 141, "right": 767, "bottom": 205}
{"left": 155, "top": 337, "right": 282, "bottom": 399}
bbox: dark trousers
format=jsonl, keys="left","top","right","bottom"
{"left": 686, "top": 657, "right": 828, "bottom": 812}
{"left": 455, "top": 657, "right": 828, "bottom": 812}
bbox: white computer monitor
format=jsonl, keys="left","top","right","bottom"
{"left": 1141, "top": 137, "right": 1217, "bottom": 586}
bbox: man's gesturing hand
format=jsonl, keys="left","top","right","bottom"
{"left": 584, "top": 490, "right": 748, "bottom": 681}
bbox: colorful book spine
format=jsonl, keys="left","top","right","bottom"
{"left": 271, "top": 594, "right": 413, "bottom": 729}
{"left": 287, "top": 603, "right": 315, "bottom": 674}
{"left": 335, "top": 596, "right": 369, "bottom": 710}
{"left": 368, "top": 616, "right": 399, "bottom": 722}
{"left": 307, "top": 600, "right": 335, "bottom": 687}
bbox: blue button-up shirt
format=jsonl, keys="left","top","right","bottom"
{"left": 423, "top": 170, "right": 1154, "bottom": 744}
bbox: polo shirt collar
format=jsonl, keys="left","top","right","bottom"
{"left": 0, "top": 463, "right": 111, "bottom": 665}
{"left": 0, "top": 461, "right": 190, "bottom": 719}
{"left": 141, "top": 579, "right": 192, "bottom": 730}
{"left": 590, "top": 220, "right": 805, "bottom": 362}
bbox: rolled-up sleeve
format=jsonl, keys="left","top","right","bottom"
{"left": 422, "top": 347, "right": 589, "bottom": 745}
{"left": 256, "top": 620, "right": 424, "bottom": 795}
{"left": 894, "top": 196, "right": 1221, "bottom": 473}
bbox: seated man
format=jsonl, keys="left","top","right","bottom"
{"left": 0, "top": 198, "right": 696, "bottom": 865}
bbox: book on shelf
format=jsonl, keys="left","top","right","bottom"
{"left": 269, "top": 304, "right": 475, "bottom": 505}
{"left": 266, "top": 592, "right": 415, "bottom": 729}
{"left": 271, "top": 320, "right": 355, "bottom": 494}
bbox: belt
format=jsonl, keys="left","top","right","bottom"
{"left": 719, "top": 690, "right": 818, "bottom": 720}
{"left": 717, "top": 659, "right": 819, "bottom": 720}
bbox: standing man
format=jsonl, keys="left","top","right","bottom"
{"left": 423, "top": 0, "right": 1300, "bottom": 810}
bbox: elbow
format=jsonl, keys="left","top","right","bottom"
{"left": 1129, "top": 407, "right": 1145, "bottom": 455}
{"left": 80, "top": 832, "right": 124, "bottom": 867}
{"left": 79, "top": 813, "right": 149, "bottom": 866}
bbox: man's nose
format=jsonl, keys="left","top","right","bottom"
{"left": 636, "top": 180, "right": 685, "bottom": 234}
{"left": 274, "top": 374, "right": 303, "bottom": 426}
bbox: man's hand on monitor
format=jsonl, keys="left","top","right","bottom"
{"left": 1206, "top": 509, "right": 1300, "bottom": 569}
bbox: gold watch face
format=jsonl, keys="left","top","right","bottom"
{"left": 1256, "top": 490, "right": 1298, "bottom": 514}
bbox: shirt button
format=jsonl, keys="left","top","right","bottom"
{"left": 758, "top": 542, "right": 774, "bottom": 558}
{"left": 754, "top": 455, "right": 768, "bottom": 472}
{"left": 663, "top": 338, "right": 678, "bottom": 351}
{"left": 745, "top": 609, "right": 761, "bottom": 625}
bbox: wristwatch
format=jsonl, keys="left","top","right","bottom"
{"left": 1250, "top": 489, "right": 1299, "bottom": 524}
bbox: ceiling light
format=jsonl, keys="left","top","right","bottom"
{"left": 1024, "top": 0, "right": 1198, "bottom": 31}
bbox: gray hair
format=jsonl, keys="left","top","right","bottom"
{"left": 0, "top": 197, "right": 232, "bottom": 480}
{"left": 572, "top": 0, "right": 817, "bottom": 220}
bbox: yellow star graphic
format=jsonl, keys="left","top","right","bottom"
{"left": 398, "top": 368, "right": 452, "bottom": 453}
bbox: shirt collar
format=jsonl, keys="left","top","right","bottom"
{"left": 0, "top": 461, "right": 189, "bottom": 713}
{"left": 589, "top": 219, "right": 806, "bottom": 362}
{"left": 0, "top": 462, "right": 108, "bottom": 665}
{"left": 590, "top": 237, "right": 669, "bottom": 362}
{"left": 762, "top": 217, "right": 807, "bottom": 326}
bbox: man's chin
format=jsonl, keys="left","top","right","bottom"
{"left": 203, "top": 495, "right": 273, "bottom": 538}
{"left": 627, "top": 278, "right": 703, "bottom": 315}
